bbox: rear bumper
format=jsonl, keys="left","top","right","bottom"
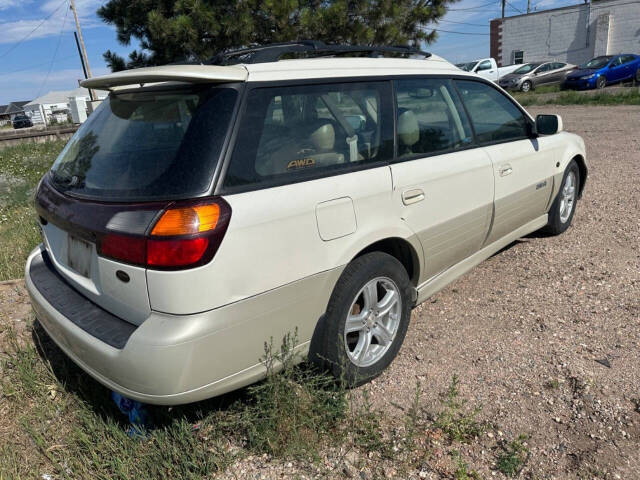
{"left": 25, "top": 246, "right": 340, "bottom": 405}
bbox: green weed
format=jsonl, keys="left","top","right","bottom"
{"left": 496, "top": 434, "right": 529, "bottom": 477}
{"left": 435, "top": 375, "right": 485, "bottom": 443}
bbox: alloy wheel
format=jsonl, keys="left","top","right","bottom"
{"left": 344, "top": 277, "right": 402, "bottom": 368}
{"left": 559, "top": 170, "right": 576, "bottom": 223}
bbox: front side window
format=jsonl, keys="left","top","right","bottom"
{"left": 223, "top": 82, "right": 393, "bottom": 191}
{"left": 394, "top": 78, "right": 473, "bottom": 157}
{"left": 50, "top": 86, "right": 238, "bottom": 201}
{"left": 610, "top": 57, "right": 623, "bottom": 67}
{"left": 513, "top": 63, "right": 540, "bottom": 74}
{"left": 455, "top": 80, "right": 529, "bottom": 144}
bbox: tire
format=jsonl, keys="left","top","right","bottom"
{"left": 596, "top": 76, "right": 606, "bottom": 89}
{"left": 521, "top": 80, "right": 532, "bottom": 92}
{"left": 635, "top": 69, "right": 640, "bottom": 84}
{"left": 310, "top": 252, "right": 413, "bottom": 386}
{"left": 544, "top": 160, "right": 580, "bottom": 235}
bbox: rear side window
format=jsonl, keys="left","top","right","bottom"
{"left": 50, "top": 86, "right": 238, "bottom": 201}
{"left": 394, "top": 78, "right": 473, "bottom": 157}
{"left": 223, "top": 82, "right": 393, "bottom": 191}
{"left": 455, "top": 80, "right": 529, "bottom": 143}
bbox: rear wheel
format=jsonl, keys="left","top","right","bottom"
{"left": 544, "top": 160, "right": 580, "bottom": 235}
{"left": 521, "top": 81, "right": 532, "bottom": 92}
{"left": 635, "top": 69, "right": 640, "bottom": 84}
{"left": 310, "top": 252, "right": 412, "bottom": 386}
{"left": 596, "top": 76, "right": 606, "bottom": 89}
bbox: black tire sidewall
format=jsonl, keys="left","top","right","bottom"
{"left": 521, "top": 81, "right": 532, "bottom": 92}
{"left": 546, "top": 160, "right": 580, "bottom": 235}
{"left": 319, "top": 252, "right": 412, "bottom": 386}
{"left": 597, "top": 77, "right": 606, "bottom": 89}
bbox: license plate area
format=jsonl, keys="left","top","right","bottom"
{"left": 67, "top": 235, "right": 93, "bottom": 278}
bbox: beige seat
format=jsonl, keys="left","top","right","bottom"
{"left": 397, "top": 109, "right": 420, "bottom": 156}
{"left": 257, "top": 121, "right": 344, "bottom": 175}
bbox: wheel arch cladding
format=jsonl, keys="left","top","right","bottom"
{"left": 572, "top": 154, "right": 588, "bottom": 199}
{"left": 354, "top": 237, "right": 420, "bottom": 286}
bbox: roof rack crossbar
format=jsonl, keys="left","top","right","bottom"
{"left": 209, "top": 40, "right": 431, "bottom": 65}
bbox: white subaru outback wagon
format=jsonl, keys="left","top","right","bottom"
{"left": 25, "top": 42, "right": 587, "bottom": 405}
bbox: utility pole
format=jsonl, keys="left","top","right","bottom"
{"left": 69, "top": 0, "right": 95, "bottom": 100}
{"left": 501, "top": 0, "right": 506, "bottom": 18}
{"left": 527, "top": 0, "right": 531, "bottom": 13}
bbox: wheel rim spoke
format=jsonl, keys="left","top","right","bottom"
{"left": 362, "top": 281, "right": 378, "bottom": 311}
{"left": 373, "top": 322, "right": 394, "bottom": 346}
{"left": 376, "top": 289, "right": 397, "bottom": 318}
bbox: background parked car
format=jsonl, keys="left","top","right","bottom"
{"left": 562, "top": 54, "right": 640, "bottom": 90}
{"left": 12, "top": 114, "right": 33, "bottom": 129}
{"left": 498, "top": 61, "right": 576, "bottom": 92}
{"left": 455, "top": 57, "right": 520, "bottom": 82}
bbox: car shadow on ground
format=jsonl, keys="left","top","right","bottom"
{"left": 30, "top": 320, "right": 249, "bottom": 430}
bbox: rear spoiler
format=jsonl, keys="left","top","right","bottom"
{"left": 80, "top": 64, "right": 248, "bottom": 90}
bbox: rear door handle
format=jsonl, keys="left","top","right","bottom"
{"left": 499, "top": 164, "right": 513, "bottom": 177}
{"left": 402, "top": 189, "right": 425, "bottom": 205}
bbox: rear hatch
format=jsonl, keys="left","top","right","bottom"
{"left": 36, "top": 83, "right": 239, "bottom": 325}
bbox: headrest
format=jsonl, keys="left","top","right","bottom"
{"left": 397, "top": 109, "right": 419, "bottom": 147}
{"left": 310, "top": 122, "right": 336, "bottom": 151}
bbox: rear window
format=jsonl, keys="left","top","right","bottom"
{"left": 50, "top": 86, "right": 238, "bottom": 201}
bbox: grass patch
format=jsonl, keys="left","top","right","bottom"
{"left": 0, "top": 140, "right": 65, "bottom": 280}
{"left": 514, "top": 87, "right": 640, "bottom": 106}
{"left": 452, "top": 450, "right": 482, "bottom": 480}
{"left": 434, "top": 375, "right": 485, "bottom": 443}
{"left": 496, "top": 434, "right": 530, "bottom": 477}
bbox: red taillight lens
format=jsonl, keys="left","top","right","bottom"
{"left": 98, "top": 198, "right": 231, "bottom": 270}
{"left": 147, "top": 237, "right": 209, "bottom": 267}
{"left": 100, "top": 234, "right": 146, "bottom": 265}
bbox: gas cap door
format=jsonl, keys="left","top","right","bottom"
{"left": 315, "top": 197, "right": 357, "bottom": 241}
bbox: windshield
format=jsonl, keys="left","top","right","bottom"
{"left": 579, "top": 56, "right": 613, "bottom": 69}
{"left": 50, "top": 86, "right": 238, "bottom": 201}
{"left": 513, "top": 63, "right": 541, "bottom": 74}
{"left": 456, "top": 62, "right": 478, "bottom": 72}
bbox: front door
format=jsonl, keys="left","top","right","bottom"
{"left": 454, "top": 79, "right": 556, "bottom": 244}
{"left": 390, "top": 78, "right": 494, "bottom": 282}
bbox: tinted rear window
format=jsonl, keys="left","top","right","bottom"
{"left": 50, "top": 86, "right": 238, "bottom": 201}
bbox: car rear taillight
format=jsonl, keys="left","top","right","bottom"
{"left": 97, "top": 198, "right": 231, "bottom": 270}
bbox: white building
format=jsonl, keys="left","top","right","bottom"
{"left": 490, "top": 0, "right": 640, "bottom": 66}
{"left": 23, "top": 88, "right": 107, "bottom": 126}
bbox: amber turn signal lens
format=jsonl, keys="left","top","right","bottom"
{"left": 151, "top": 204, "right": 220, "bottom": 236}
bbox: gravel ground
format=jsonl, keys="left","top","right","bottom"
{"left": 1, "top": 105, "right": 638, "bottom": 479}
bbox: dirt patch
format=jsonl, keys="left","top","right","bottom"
{"left": 1, "top": 105, "right": 639, "bottom": 479}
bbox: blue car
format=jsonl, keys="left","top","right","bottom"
{"left": 562, "top": 54, "right": 640, "bottom": 90}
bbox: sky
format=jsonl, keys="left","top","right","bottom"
{"left": 0, "top": 0, "right": 581, "bottom": 105}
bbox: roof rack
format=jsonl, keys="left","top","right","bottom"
{"left": 209, "top": 40, "right": 431, "bottom": 65}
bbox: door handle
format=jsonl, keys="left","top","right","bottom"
{"left": 402, "top": 189, "right": 425, "bottom": 205}
{"left": 499, "top": 164, "right": 513, "bottom": 177}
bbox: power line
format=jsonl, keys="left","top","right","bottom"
{"left": 36, "top": 0, "right": 70, "bottom": 99}
{"left": 1, "top": 54, "right": 77, "bottom": 76}
{"left": 0, "top": 0, "right": 69, "bottom": 60}
{"left": 437, "top": 19, "right": 490, "bottom": 27}
{"left": 421, "top": 26, "right": 490, "bottom": 36}
{"left": 506, "top": 1, "right": 524, "bottom": 13}
{"left": 448, "top": 1, "right": 499, "bottom": 11}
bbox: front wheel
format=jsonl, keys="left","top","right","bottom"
{"left": 310, "top": 252, "right": 413, "bottom": 386}
{"left": 544, "top": 160, "right": 580, "bottom": 235}
{"left": 596, "top": 76, "right": 606, "bottom": 89}
{"left": 521, "top": 80, "right": 532, "bottom": 92}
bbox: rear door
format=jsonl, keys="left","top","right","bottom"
{"left": 454, "top": 79, "right": 556, "bottom": 244}
{"left": 389, "top": 78, "right": 494, "bottom": 282}
{"left": 533, "top": 63, "right": 553, "bottom": 85}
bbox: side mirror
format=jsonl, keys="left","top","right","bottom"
{"left": 535, "top": 114, "right": 563, "bottom": 135}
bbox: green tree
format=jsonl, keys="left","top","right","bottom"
{"left": 98, "top": 0, "right": 457, "bottom": 71}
